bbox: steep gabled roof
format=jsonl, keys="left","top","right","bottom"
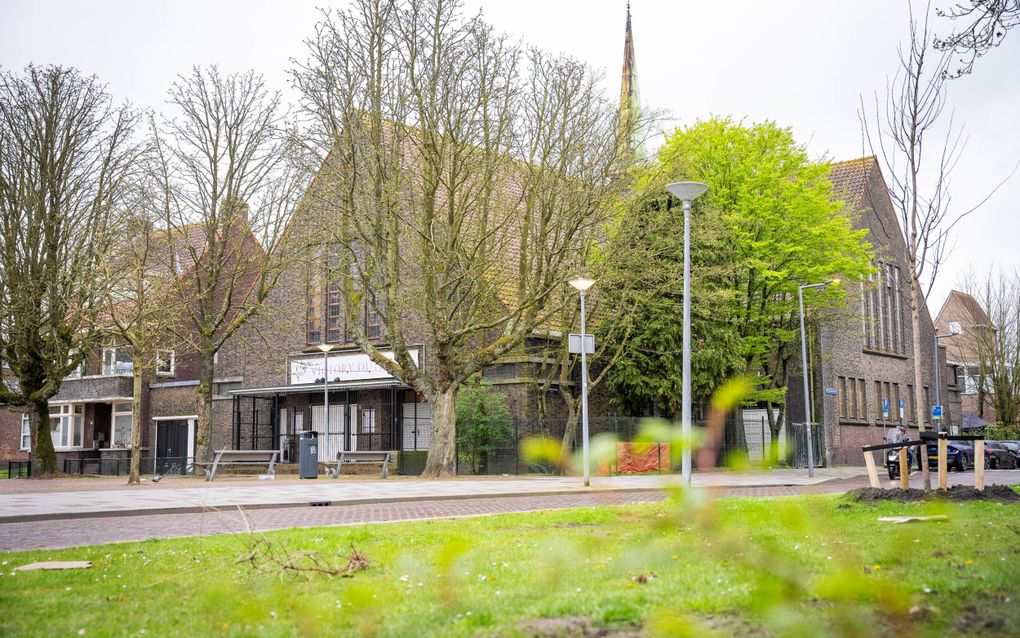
{"left": 828, "top": 156, "right": 876, "bottom": 204}
{"left": 937, "top": 290, "right": 992, "bottom": 327}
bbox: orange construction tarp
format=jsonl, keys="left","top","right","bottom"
{"left": 599, "top": 442, "right": 670, "bottom": 475}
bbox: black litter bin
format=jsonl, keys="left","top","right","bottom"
{"left": 299, "top": 431, "right": 319, "bottom": 479}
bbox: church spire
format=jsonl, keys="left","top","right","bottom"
{"left": 618, "top": 1, "right": 642, "bottom": 162}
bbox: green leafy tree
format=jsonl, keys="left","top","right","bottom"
{"left": 603, "top": 118, "right": 874, "bottom": 461}
{"left": 455, "top": 378, "right": 513, "bottom": 475}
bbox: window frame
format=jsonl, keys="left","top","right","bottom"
{"left": 101, "top": 346, "right": 134, "bottom": 376}
{"left": 20, "top": 413, "right": 31, "bottom": 451}
{"left": 156, "top": 349, "right": 175, "bottom": 376}
{"left": 49, "top": 403, "right": 84, "bottom": 450}
{"left": 361, "top": 407, "right": 377, "bottom": 434}
{"left": 111, "top": 402, "right": 133, "bottom": 447}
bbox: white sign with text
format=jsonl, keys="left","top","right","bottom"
{"left": 290, "top": 348, "right": 419, "bottom": 385}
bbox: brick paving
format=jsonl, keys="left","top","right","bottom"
{"left": 0, "top": 469, "right": 1014, "bottom": 552}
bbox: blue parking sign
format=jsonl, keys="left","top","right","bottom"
{"left": 882, "top": 397, "right": 889, "bottom": 419}
{"left": 932, "top": 405, "right": 943, "bottom": 419}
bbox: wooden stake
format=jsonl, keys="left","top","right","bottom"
{"left": 864, "top": 450, "right": 880, "bottom": 488}
{"left": 938, "top": 438, "right": 948, "bottom": 490}
{"left": 975, "top": 440, "right": 985, "bottom": 491}
{"left": 899, "top": 447, "right": 910, "bottom": 489}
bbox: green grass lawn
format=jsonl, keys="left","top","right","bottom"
{"left": 1, "top": 493, "right": 1018, "bottom": 637}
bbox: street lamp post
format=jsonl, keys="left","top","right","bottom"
{"left": 798, "top": 280, "right": 838, "bottom": 478}
{"left": 569, "top": 277, "right": 595, "bottom": 487}
{"left": 665, "top": 182, "right": 708, "bottom": 487}
{"left": 317, "top": 344, "right": 334, "bottom": 451}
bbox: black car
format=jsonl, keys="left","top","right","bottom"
{"left": 1000, "top": 441, "right": 1020, "bottom": 466}
{"left": 924, "top": 441, "right": 973, "bottom": 472}
{"left": 984, "top": 441, "right": 1019, "bottom": 469}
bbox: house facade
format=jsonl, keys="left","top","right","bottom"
{"left": 935, "top": 290, "right": 998, "bottom": 424}
{"left": 791, "top": 157, "right": 962, "bottom": 465}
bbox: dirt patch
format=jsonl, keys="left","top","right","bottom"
{"left": 846, "top": 485, "right": 1019, "bottom": 503}
{"left": 518, "top": 617, "right": 641, "bottom": 638}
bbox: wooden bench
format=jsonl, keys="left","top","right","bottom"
{"left": 330, "top": 451, "right": 392, "bottom": 479}
{"left": 196, "top": 449, "right": 279, "bottom": 481}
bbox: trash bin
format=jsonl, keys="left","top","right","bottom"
{"left": 299, "top": 431, "right": 319, "bottom": 479}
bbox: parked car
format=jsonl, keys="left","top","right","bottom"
{"left": 924, "top": 441, "right": 973, "bottom": 472}
{"left": 984, "top": 441, "right": 1019, "bottom": 469}
{"left": 1000, "top": 441, "right": 1020, "bottom": 466}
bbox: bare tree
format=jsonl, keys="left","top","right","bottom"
{"left": 0, "top": 65, "right": 138, "bottom": 475}
{"left": 101, "top": 192, "right": 183, "bottom": 484}
{"left": 293, "top": 0, "right": 622, "bottom": 477}
{"left": 961, "top": 269, "right": 1020, "bottom": 425}
{"left": 861, "top": 6, "right": 959, "bottom": 490}
{"left": 151, "top": 67, "right": 305, "bottom": 464}
{"left": 936, "top": 0, "right": 1020, "bottom": 77}
{"left": 861, "top": 5, "right": 1007, "bottom": 488}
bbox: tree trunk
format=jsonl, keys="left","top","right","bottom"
{"left": 422, "top": 385, "right": 458, "bottom": 478}
{"left": 909, "top": 273, "right": 932, "bottom": 490}
{"left": 559, "top": 396, "right": 580, "bottom": 461}
{"left": 128, "top": 355, "right": 143, "bottom": 485}
{"left": 195, "top": 349, "right": 215, "bottom": 464}
{"left": 765, "top": 402, "right": 785, "bottom": 467}
{"left": 33, "top": 399, "right": 60, "bottom": 476}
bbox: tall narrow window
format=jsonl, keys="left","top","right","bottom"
{"left": 875, "top": 381, "right": 884, "bottom": 421}
{"left": 857, "top": 378, "right": 867, "bottom": 420}
{"left": 366, "top": 298, "right": 383, "bottom": 339}
{"left": 20, "top": 413, "right": 31, "bottom": 450}
{"left": 893, "top": 266, "right": 904, "bottom": 352}
{"left": 305, "top": 264, "right": 323, "bottom": 344}
{"left": 326, "top": 283, "right": 343, "bottom": 343}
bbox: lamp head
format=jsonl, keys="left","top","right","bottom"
{"left": 317, "top": 343, "right": 334, "bottom": 353}
{"left": 826, "top": 279, "right": 840, "bottom": 286}
{"left": 569, "top": 277, "right": 595, "bottom": 292}
{"left": 665, "top": 181, "right": 709, "bottom": 202}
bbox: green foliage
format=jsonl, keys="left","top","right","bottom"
{"left": 455, "top": 377, "right": 513, "bottom": 474}
{"left": 603, "top": 117, "right": 874, "bottom": 415}
{"left": 983, "top": 423, "right": 1020, "bottom": 440}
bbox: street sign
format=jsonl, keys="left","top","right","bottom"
{"left": 882, "top": 397, "right": 889, "bottom": 419}
{"left": 899, "top": 398, "right": 905, "bottom": 419}
{"left": 824, "top": 387, "right": 838, "bottom": 396}
{"left": 568, "top": 333, "right": 594, "bottom": 354}
{"left": 932, "top": 404, "right": 943, "bottom": 420}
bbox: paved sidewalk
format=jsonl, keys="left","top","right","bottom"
{"left": 0, "top": 468, "right": 867, "bottom": 522}
{"left": 0, "top": 470, "right": 1016, "bottom": 551}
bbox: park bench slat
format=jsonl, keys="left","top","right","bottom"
{"left": 197, "top": 449, "right": 279, "bottom": 481}
{"left": 331, "top": 451, "right": 391, "bottom": 479}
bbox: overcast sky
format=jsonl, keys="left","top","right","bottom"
{"left": 2, "top": 0, "right": 1017, "bottom": 312}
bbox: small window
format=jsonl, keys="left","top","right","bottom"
{"left": 20, "top": 413, "right": 31, "bottom": 451}
{"left": 102, "top": 346, "right": 133, "bottom": 375}
{"left": 483, "top": 363, "right": 516, "bottom": 381}
{"left": 949, "top": 321, "right": 962, "bottom": 335}
{"left": 215, "top": 381, "right": 243, "bottom": 397}
{"left": 361, "top": 408, "right": 377, "bottom": 434}
{"left": 156, "top": 350, "right": 175, "bottom": 376}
